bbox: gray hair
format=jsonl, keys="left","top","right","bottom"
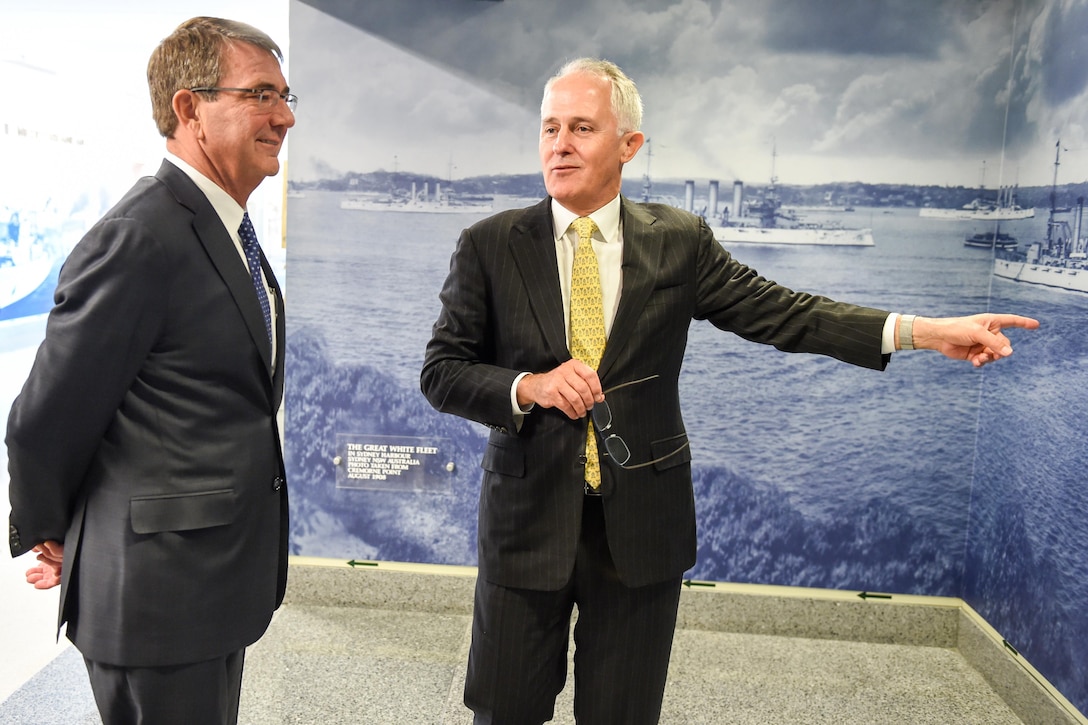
{"left": 543, "top": 58, "right": 643, "bottom": 134}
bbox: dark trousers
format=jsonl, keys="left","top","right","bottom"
{"left": 465, "top": 495, "right": 683, "bottom": 724}
{"left": 83, "top": 648, "right": 245, "bottom": 725}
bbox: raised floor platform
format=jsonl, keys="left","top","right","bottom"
{"left": 1, "top": 557, "right": 1083, "bottom": 724}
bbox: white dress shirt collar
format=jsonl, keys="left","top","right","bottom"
{"left": 550, "top": 195, "right": 622, "bottom": 243}
{"left": 164, "top": 152, "right": 247, "bottom": 238}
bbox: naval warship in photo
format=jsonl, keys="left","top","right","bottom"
{"left": 993, "top": 143, "right": 1088, "bottom": 295}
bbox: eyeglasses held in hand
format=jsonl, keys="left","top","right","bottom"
{"left": 590, "top": 375, "right": 690, "bottom": 470}
{"left": 189, "top": 86, "right": 298, "bottom": 112}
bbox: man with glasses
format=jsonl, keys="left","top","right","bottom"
{"left": 7, "top": 17, "right": 293, "bottom": 725}
{"left": 422, "top": 57, "right": 1037, "bottom": 724}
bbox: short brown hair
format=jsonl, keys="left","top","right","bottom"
{"left": 147, "top": 16, "right": 283, "bottom": 138}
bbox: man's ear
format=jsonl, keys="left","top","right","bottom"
{"left": 172, "top": 89, "right": 201, "bottom": 139}
{"left": 620, "top": 131, "right": 645, "bottom": 164}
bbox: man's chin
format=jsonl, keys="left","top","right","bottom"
{"left": 545, "top": 188, "right": 600, "bottom": 215}
{"left": 260, "top": 157, "right": 282, "bottom": 178}
{"left": 544, "top": 181, "right": 578, "bottom": 205}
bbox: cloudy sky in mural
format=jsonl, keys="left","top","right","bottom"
{"left": 291, "top": 0, "right": 1088, "bottom": 188}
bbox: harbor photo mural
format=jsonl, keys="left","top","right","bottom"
{"left": 284, "top": 0, "right": 1088, "bottom": 712}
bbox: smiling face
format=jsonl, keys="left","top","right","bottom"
{"left": 539, "top": 71, "right": 644, "bottom": 217}
{"left": 175, "top": 40, "right": 294, "bottom": 205}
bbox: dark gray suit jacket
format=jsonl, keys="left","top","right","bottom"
{"left": 422, "top": 196, "right": 889, "bottom": 591}
{"left": 6, "top": 161, "right": 288, "bottom": 667}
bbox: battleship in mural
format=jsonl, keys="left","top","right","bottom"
{"left": 993, "top": 143, "right": 1088, "bottom": 294}
{"left": 340, "top": 181, "right": 492, "bottom": 214}
{"left": 0, "top": 211, "right": 53, "bottom": 310}
{"left": 920, "top": 183, "right": 1035, "bottom": 221}
{"left": 701, "top": 150, "right": 874, "bottom": 247}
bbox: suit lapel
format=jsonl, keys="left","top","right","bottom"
{"left": 509, "top": 199, "right": 570, "bottom": 364}
{"left": 599, "top": 198, "right": 661, "bottom": 379}
{"left": 155, "top": 162, "right": 275, "bottom": 378}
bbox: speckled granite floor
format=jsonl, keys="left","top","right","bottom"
{"left": 1, "top": 559, "right": 1082, "bottom": 725}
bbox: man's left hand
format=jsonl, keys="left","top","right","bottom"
{"left": 25, "top": 540, "right": 64, "bottom": 590}
{"left": 912, "top": 313, "right": 1040, "bottom": 367}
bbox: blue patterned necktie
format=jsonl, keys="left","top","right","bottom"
{"left": 238, "top": 212, "right": 272, "bottom": 343}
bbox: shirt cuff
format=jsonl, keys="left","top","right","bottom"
{"left": 881, "top": 313, "right": 899, "bottom": 354}
{"left": 511, "top": 372, "right": 534, "bottom": 430}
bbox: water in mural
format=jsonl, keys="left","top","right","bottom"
{"left": 969, "top": 277, "right": 1088, "bottom": 706}
{"left": 283, "top": 191, "right": 1087, "bottom": 705}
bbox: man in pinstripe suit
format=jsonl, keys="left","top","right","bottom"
{"left": 420, "top": 57, "right": 1037, "bottom": 724}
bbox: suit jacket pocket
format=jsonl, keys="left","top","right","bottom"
{"left": 130, "top": 488, "right": 236, "bottom": 534}
{"left": 481, "top": 438, "right": 526, "bottom": 478}
{"left": 651, "top": 433, "right": 691, "bottom": 472}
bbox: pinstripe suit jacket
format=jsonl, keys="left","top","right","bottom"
{"left": 421, "top": 196, "right": 889, "bottom": 590}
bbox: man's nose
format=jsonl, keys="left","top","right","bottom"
{"left": 273, "top": 101, "right": 296, "bottom": 128}
{"left": 553, "top": 127, "right": 572, "bottom": 153}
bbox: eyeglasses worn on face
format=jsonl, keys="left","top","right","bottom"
{"left": 590, "top": 375, "right": 690, "bottom": 470}
{"left": 189, "top": 86, "right": 298, "bottom": 112}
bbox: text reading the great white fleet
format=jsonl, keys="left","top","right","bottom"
{"left": 335, "top": 435, "right": 452, "bottom": 493}
{"left": 345, "top": 442, "right": 437, "bottom": 481}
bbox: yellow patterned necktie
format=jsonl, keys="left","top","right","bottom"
{"left": 568, "top": 216, "right": 606, "bottom": 489}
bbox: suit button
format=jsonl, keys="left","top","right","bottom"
{"left": 577, "top": 454, "right": 587, "bottom": 464}
{"left": 272, "top": 476, "right": 285, "bottom": 491}
{"left": 9, "top": 524, "right": 20, "bottom": 550}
